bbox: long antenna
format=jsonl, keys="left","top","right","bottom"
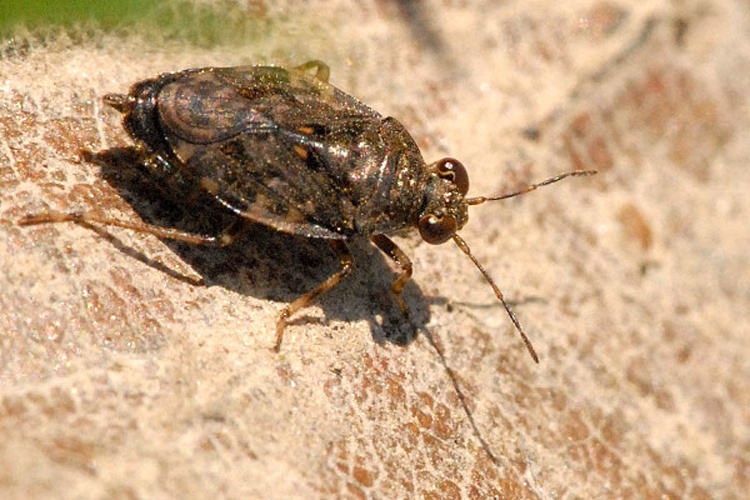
{"left": 465, "top": 169, "right": 597, "bottom": 205}
{"left": 452, "top": 234, "right": 539, "bottom": 363}
{"left": 456, "top": 168, "right": 597, "bottom": 362}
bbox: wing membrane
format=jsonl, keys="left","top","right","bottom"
{"left": 159, "top": 66, "right": 386, "bottom": 239}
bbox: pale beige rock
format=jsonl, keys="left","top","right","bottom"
{"left": 1, "top": 1, "right": 748, "bottom": 497}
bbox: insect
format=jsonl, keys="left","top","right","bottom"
{"left": 20, "top": 60, "right": 595, "bottom": 361}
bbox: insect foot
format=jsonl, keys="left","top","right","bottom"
{"left": 19, "top": 60, "right": 596, "bottom": 358}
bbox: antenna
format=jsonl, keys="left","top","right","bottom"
{"left": 465, "top": 169, "right": 597, "bottom": 205}
{"left": 460, "top": 169, "right": 597, "bottom": 362}
{"left": 453, "top": 234, "right": 540, "bottom": 363}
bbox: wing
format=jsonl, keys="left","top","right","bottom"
{"left": 156, "top": 65, "right": 387, "bottom": 239}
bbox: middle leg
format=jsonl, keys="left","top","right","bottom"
{"left": 274, "top": 240, "right": 353, "bottom": 351}
{"left": 370, "top": 234, "right": 413, "bottom": 315}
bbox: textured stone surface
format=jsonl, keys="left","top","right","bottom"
{"left": 1, "top": 1, "right": 748, "bottom": 497}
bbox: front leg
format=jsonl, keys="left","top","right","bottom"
{"left": 370, "top": 234, "right": 413, "bottom": 315}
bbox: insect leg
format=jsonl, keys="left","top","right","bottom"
{"left": 370, "top": 234, "right": 413, "bottom": 315}
{"left": 294, "top": 60, "right": 330, "bottom": 83}
{"left": 274, "top": 240, "right": 353, "bottom": 351}
{"left": 18, "top": 211, "right": 239, "bottom": 247}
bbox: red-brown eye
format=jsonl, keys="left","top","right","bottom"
{"left": 418, "top": 213, "right": 457, "bottom": 245}
{"left": 435, "top": 157, "right": 469, "bottom": 195}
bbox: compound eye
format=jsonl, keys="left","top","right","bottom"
{"left": 418, "top": 214, "right": 457, "bottom": 245}
{"left": 436, "top": 158, "right": 469, "bottom": 195}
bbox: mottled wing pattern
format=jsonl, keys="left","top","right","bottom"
{"left": 158, "top": 65, "right": 387, "bottom": 239}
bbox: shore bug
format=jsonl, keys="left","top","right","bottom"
{"left": 20, "top": 60, "right": 595, "bottom": 361}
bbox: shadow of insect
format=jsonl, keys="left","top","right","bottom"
{"left": 84, "top": 146, "right": 430, "bottom": 348}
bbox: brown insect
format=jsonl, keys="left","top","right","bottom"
{"left": 20, "top": 60, "right": 595, "bottom": 361}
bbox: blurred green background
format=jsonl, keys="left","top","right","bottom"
{"left": 2, "top": 0, "right": 157, "bottom": 33}
{"left": 0, "top": 0, "right": 272, "bottom": 46}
